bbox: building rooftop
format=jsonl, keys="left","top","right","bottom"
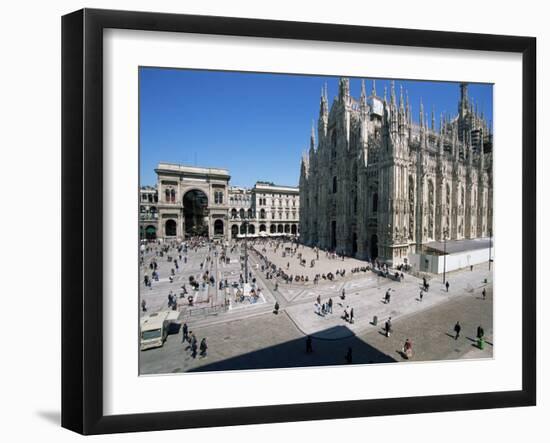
{"left": 423, "top": 237, "right": 492, "bottom": 255}
{"left": 156, "top": 162, "right": 230, "bottom": 177}
{"left": 254, "top": 181, "right": 299, "bottom": 192}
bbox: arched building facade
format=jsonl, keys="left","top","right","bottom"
{"left": 145, "top": 163, "right": 300, "bottom": 241}
{"left": 155, "top": 164, "right": 231, "bottom": 240}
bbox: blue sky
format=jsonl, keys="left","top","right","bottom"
{"left": 139, "top": 68, "right": 492, "bottom": 187}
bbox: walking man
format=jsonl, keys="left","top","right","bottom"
{"left": 199, "top": 337, "right": 208, "bottom": 357}
{"left": 385, "top": 289, "right": 391, "bottom": 304}
{"left": 350, "top": 308, "right": 354, "bottom": 324}
{"left": 141, "top": 299, "right": 147, "bottom": 312}
{"left": 341, "top": 288, "right": 346, "bottom": 300}
{"left": 328, "top": 298, "right": 333, "bottom": 314}
{"left": 477, "top": 325, "right": 485, "bottom": 339}
{"left": 454, "top": 321, "right": 461, "bottom": 340}
{"left": 445, "top": 281, "right": 450, "bottom": 292}
{"left": 190, "top": 332, "right": 197, "bottom": 358}
{"left": 385, "top": 317, "right": 392, "bottom": 337}
{"left": 482, "top": 288, "right": 487, "bottom": 300}
{"left": 181, "top": 322, "right": 188, "bottom": 342}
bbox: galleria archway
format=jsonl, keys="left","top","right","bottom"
{"left": 183, "top": 189, "right": 209, "bottom": 237}
{"left": 213, "top": 219, "right": 224, "bottom": 236}
{"left": 165, "top": 219, "right": 177, "bottom": 237}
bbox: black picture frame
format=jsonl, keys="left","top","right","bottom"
{"left": 62, "top": 8, "right": 536, "bottom": 435}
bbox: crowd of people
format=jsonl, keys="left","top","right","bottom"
{"left": 140, "top": 236, "right": 491, "bottom": 365}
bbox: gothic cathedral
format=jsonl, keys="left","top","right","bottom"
{"left": 299, "top": 78, "right": 493, "bottom": 265}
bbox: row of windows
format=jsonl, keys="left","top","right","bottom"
{"left": 229, "top": 195, "right": 251, "bottom": 203}
{"left": 259, "top": 198, "right": 297, "bottom": 207}
{"left": 157, "top": 188, "right": 299, "bottom": 207}
{"left": 140, "top": 193, "right": 158, "bottom": 203}
{"left": 229, "top": 208, "right": 297, "bottom": 220}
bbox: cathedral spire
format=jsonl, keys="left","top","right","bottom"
{"left": 431, "top": 105, "right": 436, "bottom": 132}
{"left": 338, "top": 77, "right": 350, "bottom": 102}
{"left": 419, "top": 98, "right": 424, "bottom": 129}
{"left": 405, "top": 90, "right": 409, "bottom": 115}
{"left": 318, "top": 83, "right": 329, "bottom": 140}
{"left": 459, "top": 82, "right": 469, "bottom": 117}
{"left": 310, "top": 120, "right": 316, "bottom": 150}
{"left": 453, "top": 127, "right": 459, "bottom": 163}
{"left": 371, "top": 79, "right": 377, "bottom": 97}
{"left": 438, "top": 119, "right": 444, "bottom": 156}
{"left": 478, "top": 128, "right": 485, "bottom": 170}
{"left": 360, "top": 79, "right": 367, "bottom": 108}
{"left": 390, "top": 80, "right": 396, "bottom": 107}
{"left": 399, "top": 85, "right": 404, "bottom": 111}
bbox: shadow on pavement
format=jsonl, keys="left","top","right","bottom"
{"left": 189, "top": 325, "right": 396, "bottom": 372}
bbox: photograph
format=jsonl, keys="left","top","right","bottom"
{"left": 138, "top": 68, "right": 494, "bottom": 374}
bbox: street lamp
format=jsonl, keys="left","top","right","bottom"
{"left": 243, "top": 217, "right": 249, "bottom": 284}
{"left": 442, "top": 228, "right": 449, "bottom": 284}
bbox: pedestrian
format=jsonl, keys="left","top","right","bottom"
{"left": 482, "top": 288, "right": 487, "bottom": 300}
{"left": 477, "top": 325, "right": 484, "bottom": 339}
{"left": 470, "top": 265, "right": 473, "bottom": 271}
{"left": 403, "top": 339, "right": 413, "bottom": 359}
{"left": 454, "top": 321, "right": 461, "bottom": 340}
{"left": 419, "top": 289, "right": 424, "bottom": 302}
{"left": 190, "top": 333, "right": 197, "bottom": 358}
{"left": 199, "top": 338, "right": 208, "bottom": 357}
{"left": 181, "top": 322, "right": 188, "bottom": 342}
{"left": 343, "top": 306, "right": 349, "bottom": 322}
{"left": 306, "top": 335, "right": 313, "bottom": 353}
{"left": 350, "top": 308, "right": 354, "bottom": 324}
{"left": 385, "top": 289, "right": 391, "bottom": 304}
{"left": 274, "top": 301, "right": 280, "bottom": 315}
{"left": 345, "top": 347, "right": 353, "bottom": 364}
{"left": 385, "top": 317, "right": 392, "bottom": 337}
{"left": 341, "top": 288, "right": 346, "bottom": 300}
{"left": 328, "top": 298, "right": 333, "bottom": 314}
{"left": 141, "top": 299, "right": 147, "bottom": 312}
{"left": 445, "top": 281, "right": 450, "bottom": 292}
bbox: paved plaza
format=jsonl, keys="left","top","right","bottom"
{"left": 139, "top": 240, "right": 493, "bottom": 375}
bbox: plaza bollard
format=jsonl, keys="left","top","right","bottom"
{"left": 372, "top": 315, "right": 378, "bottom": 326}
